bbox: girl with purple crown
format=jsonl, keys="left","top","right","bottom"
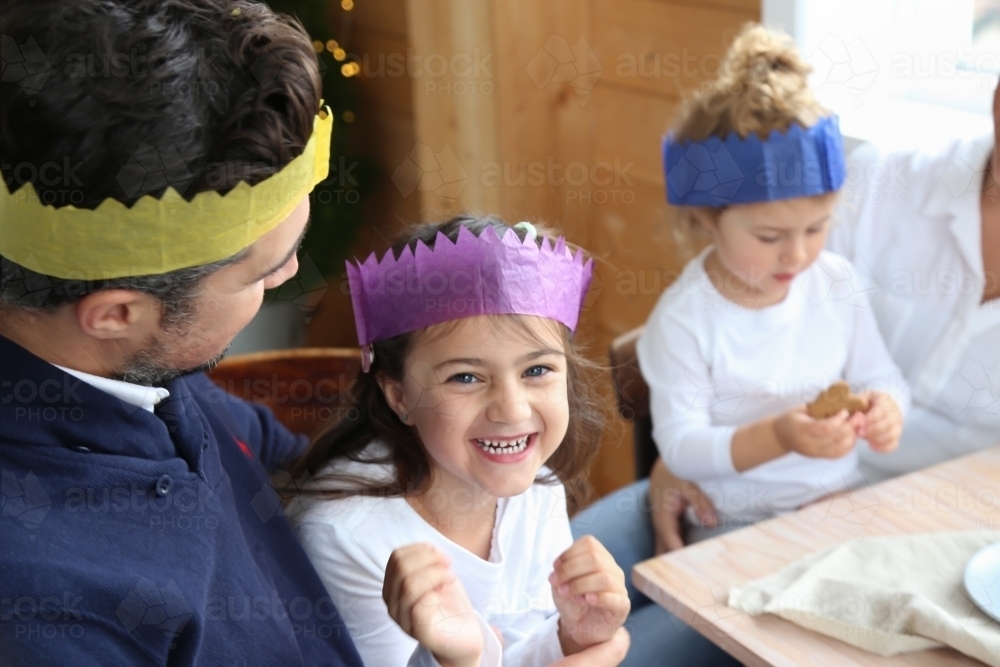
{"left": 638, "top": 24, "right": 911, "bottom": 542}
{"left": 290, "top": 215, "right": 629, "bottom": 667}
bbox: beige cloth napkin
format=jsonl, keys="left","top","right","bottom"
{"left": 728, "top": 531, "right": 1000, "bottom": 666}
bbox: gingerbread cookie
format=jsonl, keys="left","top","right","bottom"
{"left": 806, "top": 381, "right": 869, "bottom": 419}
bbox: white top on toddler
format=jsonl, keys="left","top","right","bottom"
{"left": 637, "top": 248, "right": 911, "bottom": 522}
{"left": 291, "top": 448, "right": 569, "bottom": 667}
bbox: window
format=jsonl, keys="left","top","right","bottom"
{"left": 764, "top": 0, "right": 997, "bottom": 150}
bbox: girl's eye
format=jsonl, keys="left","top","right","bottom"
{"left": 757, "top": 236, "right": 780, "bottom": 244}
{"left": 524, "top": 365, "right": 551, "bottom": 378}
{"left": 447, "top": 373, "right": 478, "bottom": 384}
{"left": 806, "top": 226, "right": 824, "bottom": 235}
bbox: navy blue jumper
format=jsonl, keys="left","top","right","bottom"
{"left": 0, "top": 334, "right": 365, "bottom": 667}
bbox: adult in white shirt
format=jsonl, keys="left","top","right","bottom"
{"left": 568, "top": 74, "right": 1000, "bottom": 667}
{"left": 827, "top": 133, "right": 999, "bottom": 483}
{"left": 587, "top": 77, "right": 1000, "bottom": 552}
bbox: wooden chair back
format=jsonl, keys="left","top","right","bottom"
{"left": 208, "top": 348, "right": 362, "bottom": 437}
{"left": 608, "top": 327, "right": 657, "bottom": 479}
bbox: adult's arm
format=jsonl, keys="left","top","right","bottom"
{"left": 193, "top": 373, "right": 308, "bottom": 472}
{"left": 839, "top": 258, "right": 912, "bottom": 417}
{"left": 648, "top": 457, "right": 718, "bottom": 554}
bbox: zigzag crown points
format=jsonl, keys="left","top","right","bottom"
{"left": 352, "top": 224, "right": 588, "bottom": 270}
{"left": 345, "top": 224, "right": 594, "bottom": 346}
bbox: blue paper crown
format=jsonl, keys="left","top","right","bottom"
{"left": 662, "top": 115, "right": 846, "bottom": 206}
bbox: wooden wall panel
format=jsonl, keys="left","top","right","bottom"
{"left": 591, "top": 86, "right": 678, "bottom": 187}
{"left": 311, "top": 0, "right": 762, "bottom": 498}
{"left": 590, "top": 0, "right": 758, "bottom": 100}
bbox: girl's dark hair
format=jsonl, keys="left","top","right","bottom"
{"left": 0, "top": 0, "right": 321, "bottom": 313}
{"left": 289, "top": 215, "right": 605, "bottom": 502}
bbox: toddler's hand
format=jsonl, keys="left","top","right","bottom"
{"left": 383, "top": 543, "right": 483, "bottom": 667}
{"left": 549, "top": 535, "right": 630, "bottom": 653}
{"left": 774, "top": 405, "right": 858, "bottom": 459}
{"left": 858, "top": 392, "right": 903, "bottom": 452}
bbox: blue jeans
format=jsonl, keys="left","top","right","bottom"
{"left": 570, "top": 480, "right": 742, "bottom": 667}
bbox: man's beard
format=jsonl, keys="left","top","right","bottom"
{"left": 111, "top": 331, "right": 231, "bottom": 386}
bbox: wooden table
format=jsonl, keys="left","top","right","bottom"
{"left": 633, "top": 447, "right": 1000, "bottom": 666}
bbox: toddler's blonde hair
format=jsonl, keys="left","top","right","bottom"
{"left": 670, "top": 23, "right": 831, "bottom": 256}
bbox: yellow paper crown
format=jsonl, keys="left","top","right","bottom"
{"left": 0, "top": 107, "right": 333, "bottom": 280}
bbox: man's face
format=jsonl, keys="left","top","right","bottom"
{"left": 115, "top": 197, "right": 311, "bottom": 384}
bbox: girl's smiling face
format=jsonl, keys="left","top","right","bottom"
{"left": 701, "top": 192, "right": 838, "bottom": 307}
{"left": 379, "top": 314, "right": 570, "bottom": 501}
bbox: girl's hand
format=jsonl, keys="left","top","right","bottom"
{"left": 383, "top": 543, "right": 483, "bottom": 667}
{"left": 774, "top": 405, "right": 858, "bottom": 459}
{"left": 859, "top": 392, "right": 903, "bottom": 452}
{"left": 549, "top": 535, "right": 630, "bottom": 653}
{"left": 551, "top": 627, "right": 630, "bottom": 667}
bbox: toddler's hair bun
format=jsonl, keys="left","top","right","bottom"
{"left": 671, "top": 23, "right": 827, "bottom": 143}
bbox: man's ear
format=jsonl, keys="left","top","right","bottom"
{"left": 75, "top": 289, "right": 160, "bottom": 340}
{"left": 376, "top": 374, "right": 409, "bottom": 422}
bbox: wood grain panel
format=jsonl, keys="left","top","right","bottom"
{"left": 656, "top": 0, "right": 759, "bottom": 12}
{"left": 314, "top": 0, "right": 766, "bottom": 498}
{"left": 589, "top": 0, "right": 758, "bottom": 100}
{"left": 592, "top": 83, "right": 678, "bottom": 188}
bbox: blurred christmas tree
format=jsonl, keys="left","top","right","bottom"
{"left": 266, "top": 0, "right": 376, "bottom": 314}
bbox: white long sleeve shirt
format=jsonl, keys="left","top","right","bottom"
{"left": 637, "top": 249, "right": 911, "bottom": 522}
{"left": 291, "top": 457, "right": 569, "bottom": 667}
{"left": 830, "top": 135, "right": 1000, "bottom": 482}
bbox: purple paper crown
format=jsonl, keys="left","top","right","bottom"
{"left": 346, "top": 225, "right": 594, "bottom": 348}
{"left": 662, "top": 115, "right": 846, "bottom": 206}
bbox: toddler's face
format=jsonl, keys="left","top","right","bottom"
{"left": 702, "top": 192, "right": 838, "bottom": 305}
{"left": 385, "top": 315, "right": 570, "bottom": 500}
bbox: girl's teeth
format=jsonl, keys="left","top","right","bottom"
{"left": 477, "top": 436, "right": 529, "bottom": 454}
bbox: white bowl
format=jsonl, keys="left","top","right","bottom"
{"left": 965, "top": 541, "right": 1000, "bottom": 623}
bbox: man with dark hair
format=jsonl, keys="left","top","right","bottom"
{"left": 0, "top": 1, "right": 368, "bottom": 665}
{"left": 0, "top": 2, "right": 629, "bottom": 665}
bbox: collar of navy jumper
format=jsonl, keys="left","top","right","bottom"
{"left": 662, "top": 115, "right": 846, "bottom": 206}
{"left": 0, "top": 334, "right": 205, "bottom": 469}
